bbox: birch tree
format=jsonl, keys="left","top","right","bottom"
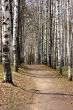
{"left": 1, "top": 0, "right": 13, "bottom": 83}
{"left": 13, "top": 0, "right": 18, "bottom": 72}
{"left": 67, "top": 0, "right": 72, "bottom": 81}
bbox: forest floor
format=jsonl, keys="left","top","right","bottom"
{"left": 0, "top": 64, "right": 73, "bottom": 110}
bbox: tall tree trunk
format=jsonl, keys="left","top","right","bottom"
{"left": 13, "top": 0, "right": 18, "bottom": 72}
{"left": 67, "top": 0, "right": 72, "bottom": 81}
{"left": 1, "top": 0, "right": 13, "bottom": 83}
{"left": 49, "top": 0, "right": 53, "bottom": 67}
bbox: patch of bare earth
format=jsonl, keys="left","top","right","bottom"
{"left": 0, "top": 64, "right": 73, "bottom": 110}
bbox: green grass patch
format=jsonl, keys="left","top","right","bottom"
{"left": 56, "top": 66, "right": 73, "bottom": 78}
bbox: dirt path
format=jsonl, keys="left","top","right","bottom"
{"left": 24, "top": 65, "right": 73, "bottom": 110}
{"left": 0, "top": 64, "right": 73, "bottom": 110}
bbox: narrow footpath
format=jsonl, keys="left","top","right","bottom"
{"left": 25, "top": 65, "right": 73, "bottom": 110}
{"left": 0, "top": 65, "right": 73, "bottom": 110}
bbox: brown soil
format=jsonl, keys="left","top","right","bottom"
{"left": 0, "top": 64, "right": 73, "bottom": 110}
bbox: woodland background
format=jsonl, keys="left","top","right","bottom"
{"left": 0, "top": 0, "right": 73, "bottom": 82}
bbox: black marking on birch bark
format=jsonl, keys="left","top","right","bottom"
{"left": 3, "top": 15, "right": 4, "bottom": 19}
{"left": 4, "top": 0, "right": 8, "bottom": 2}
{"left": 7, "top": 18, "right": 9, "bottom": 21}
{"left": 3, "top": 46, "right": 9, "bottom": 52}
{"left": 4, "top": 34, "right": 8, "bottom": 38}
{"left": 6, "top": 41, "right": 9, "bottom": 45}
{"left": 6, "top": 5, "right": 9, "bottom": 11}
{"left": 3, "top": 22, "right": 7, "bottom": 25}
{"left": 8, "top": 27, "right": 11, "bottom": 31}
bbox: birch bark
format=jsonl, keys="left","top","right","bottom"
{"left": 67, "top": 0, "right": 72, "bottom": 81}
{"left": 1, "top": 0, "right": 12, "bottom": 83}
{"left": 13, "top": 0, "right": 18, "bottom": 71}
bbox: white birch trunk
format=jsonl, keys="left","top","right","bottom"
{"left": 1, "top": 0, "right": 12, "bottom": 83}
{"left": 13, "top": 0, "right": 18, "bottom": 71}
{"left": 67, "top": 0, "right": 72, "bottom": 81}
